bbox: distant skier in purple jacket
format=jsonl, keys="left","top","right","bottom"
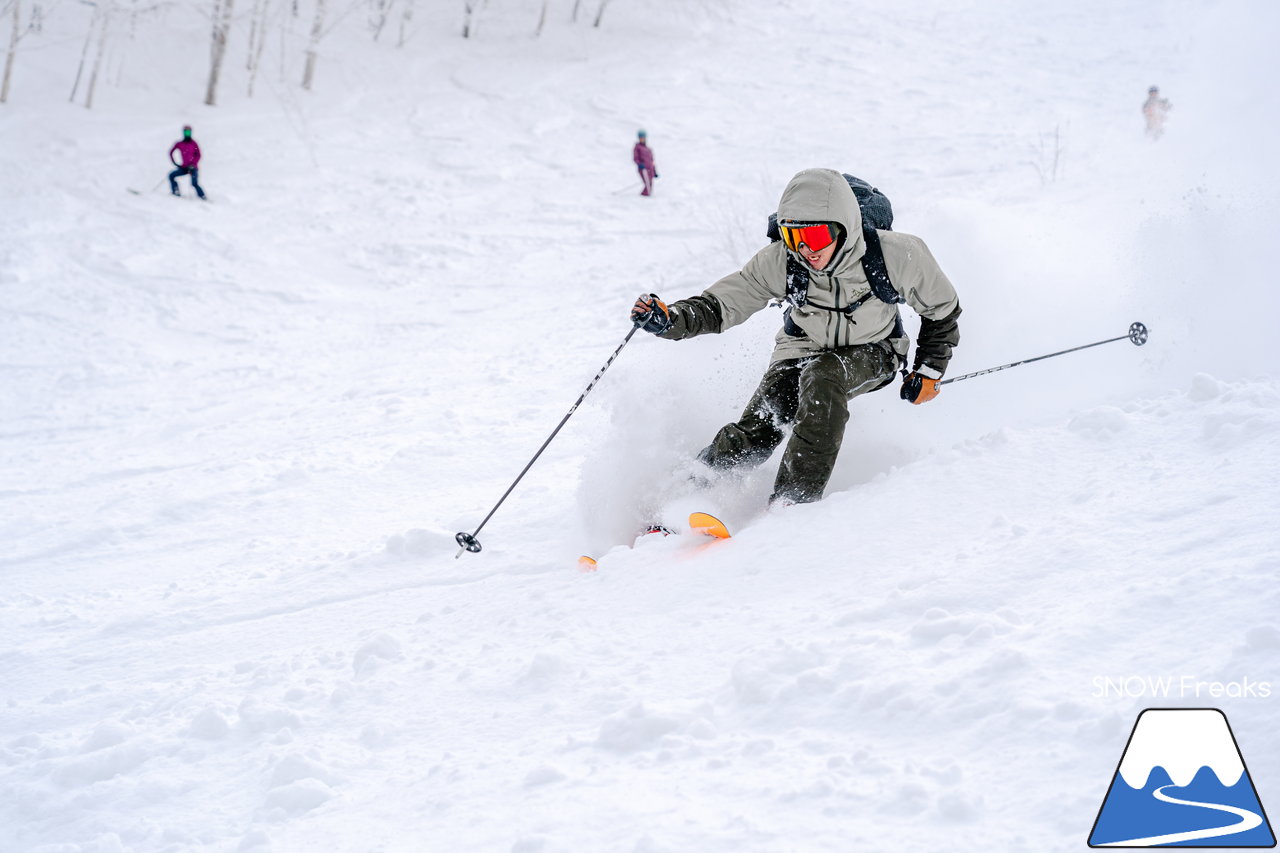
{"left": 168, "top": 125, "right": 206, "bottom": 199}
{"left": 633, "top": 129, "right": 658, "bottom": 197}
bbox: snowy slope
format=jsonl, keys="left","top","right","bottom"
{"left": 3, "top": 0, "right": 1280, "bottom": 851}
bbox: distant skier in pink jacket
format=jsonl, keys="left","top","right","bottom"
{"left": 632, "top": 130, "right": 658, "bottom": 197}
{"left": 168, "top": 125, "right": 207, "bottom": 199}
{"left": 1142, "top": 86, "right": 1172, "bottom": 139}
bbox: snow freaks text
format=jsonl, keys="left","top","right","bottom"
{"left": 1092, "top": 676, "right": 1272, "bottom": 700}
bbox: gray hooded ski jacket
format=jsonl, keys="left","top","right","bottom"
{"left": 662, "top": 168, "right": 961, "bottom": 376}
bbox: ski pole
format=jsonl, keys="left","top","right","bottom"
{"left": 455, "top": 323, "right": 644, "bottom": 558}
{"left": 939, "top": 321, "right": 1148, "bottom": 387}
{"left": 127, "top": 177, "right": 167, "bottom": 196}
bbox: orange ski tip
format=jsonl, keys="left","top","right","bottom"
{"left": 577, "top": 555, "right": 599, "bottom": 572}
{"left": 688, "top": 512, "right": 730, "bottom": 539}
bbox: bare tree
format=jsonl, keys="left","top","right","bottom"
{"left": 69, "top": 0, "right": 104, "bottom": 103}
{"left": 246, "top": 0, "right": 262, "bottom": 68}
{"left": 209, "top": 0, "right": 223, "bottom": 72}
{"left": 461, "top": 0, "right": 478, "bottom": 37}
{"left": 278, "top": 0, "right": 291, "bottom": 82}
{"left": 83, "top": 0, "right": 113, "bottom": 108}
{"left": 109, "top": 0, "right": 143, "bottom": 88}
{"left": 1027, "top": 123, "right": 1067, "bottom": 186}
{"left": 247, "top": 0, "right": 270, "bottom": 95}
{"left": 1, "top": 0, "right": 20, "bottom": 104}
{"left": 396, "top": 0, "right": 411, "bottom": 46}
{"left": 534, "top": 0, "right": 546, "bottom": 36}
{"left": 301, "top": 0, "right": 323, "bottom": 89}
{"left": 205, "top": 0, "right": 235, "bottom": 104}
{"left": 369, "top": 0, "right": 392, "bottom": 40}
{"left": 570, "top": 0, "right": 580, "bottom": 23}
{"left": 592, "top": 0, "right": 609, "bottom": 27}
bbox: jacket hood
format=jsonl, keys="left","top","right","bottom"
{"left": 776, "top": 169, "right": 865, "bottom": 273}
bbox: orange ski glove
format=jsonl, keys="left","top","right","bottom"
{"left": 630, "top": 293, "right": 673, "bottom": 335}
{"left": 900, "top": 371, "right": 941, "bottom": 404}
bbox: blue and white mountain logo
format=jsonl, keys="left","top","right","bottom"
{"left": 1089, "top": 708, "right": 1275, "bottom": 847}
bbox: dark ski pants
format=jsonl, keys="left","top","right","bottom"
{"left": 697, "top": 342, "right": 898, "bottom": 504}
{"left": 168, "top": 166, "right": 206, "bottom": 198}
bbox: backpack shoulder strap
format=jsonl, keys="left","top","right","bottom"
{"left": 860, "top": 225, "right": 904, "bottom": 306}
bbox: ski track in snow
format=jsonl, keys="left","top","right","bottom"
{"left": 4, "top": 1, "right": 1280, "bottom": 851}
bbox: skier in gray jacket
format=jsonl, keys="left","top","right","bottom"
{"left": 630, "top": 168, "right": 961, "bottom": 505}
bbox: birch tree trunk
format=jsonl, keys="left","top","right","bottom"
{"left": 1, "top": 0, "right": 19, "bottom": 104}
{"left": 209, "top": 0, "right": 222, "bottom": 65}
{"left": 370, "top": 0, "right": 392, "bottom": 41}
{"left": 396, "top": 0, "right": 412, "bottom": 46}
{"left": 279, "top": 0, "right": 290, "bottom": 82}
{"left": 246, "top": 0, "right": 261, "bottom": 69}
{"left": 84, "top": 0, "right": 112, "bottom": 109}
{"left": 534, "top": 0, "right": 547, "bottom": 36}
{"left": 69, "top": 2, "right": 103, "bottom": 102}
{"left": 109, "top": 0, "right": 137, "bottom": 87}
{"left": 461, "top": 0, "right": 475, "bottom": 38}
{"left": 205, "top": 0, "right": 234, "bottom": 105}
{"left": 247, "top": 0, "right": 270, "bottom": 95}
{"left": 301, "top": 0, "right": 324, "bottom": 90}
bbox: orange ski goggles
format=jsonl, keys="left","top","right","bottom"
{"left": 780, "top": 222, "right": 839, "bottom": 252}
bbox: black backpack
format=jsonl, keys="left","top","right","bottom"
{"left": 766, "top": 174, "right": 903, "bottom": 321}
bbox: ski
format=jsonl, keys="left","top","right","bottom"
{"left": 126, "top": 188, "right": 212, "bottom": 203}
{"left": 577, "top": 515, "right": 728, "bottom": 571}
{"left": 577, "top": 524, "right": 671, "bottom": 573}
{"left": 689, "top": 511, "right": 731, "bottom": 539}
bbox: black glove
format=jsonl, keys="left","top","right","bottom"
{"left": 630, "top": 294, "right": 673, "bottom": 335}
